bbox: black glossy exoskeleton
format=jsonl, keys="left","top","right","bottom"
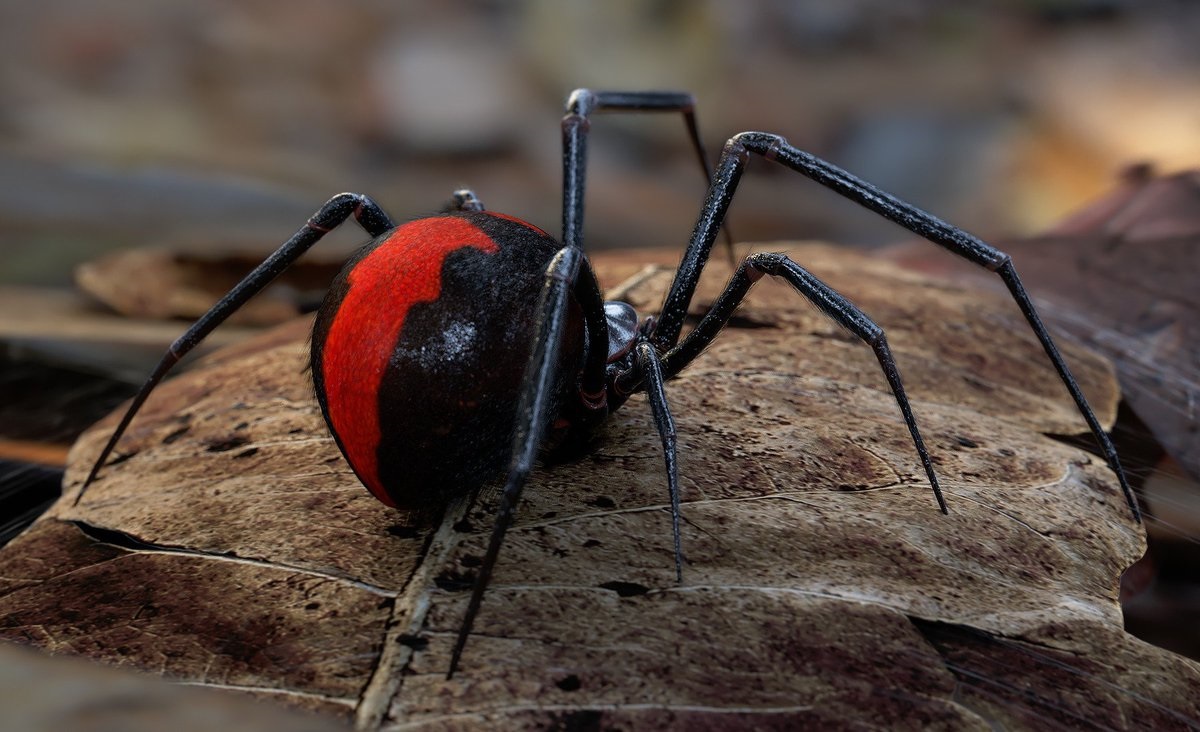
{"left": 77, "top": 89, "right": 1141, "bottom": 678}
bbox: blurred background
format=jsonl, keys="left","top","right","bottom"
{"left": 2, "top": 0, "right": 1199, "bottom": 284}
{"left": 1, "top": 0, "right": 1199, "bottom": 667}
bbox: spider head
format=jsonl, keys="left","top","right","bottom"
{"left": 603, "top": 300, "right": 640, "bottom": 363}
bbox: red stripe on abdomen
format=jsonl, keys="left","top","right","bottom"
{"left": 321, "top": 217, "right": 499, "bottom": 506}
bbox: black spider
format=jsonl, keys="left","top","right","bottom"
{"left": 76, "top": 89, "right": 1140, "bottom": 678}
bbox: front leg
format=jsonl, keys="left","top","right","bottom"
{"left": 447, "top": 245, "right": 585, "bottom": 679}
{"left": 652, "top": 132, "right": 1139, "bottom": 522}
{"left": 558, "top": 90, "right": 730, "bottom": 414}
{"left": 76, "top": 193, "right": 395, "bottom": 504}
{"left": 560, "top": 89, "right": 732, "bottom": 254}
{"left": 623, "top": 251, "right": 946, "bottom": 514}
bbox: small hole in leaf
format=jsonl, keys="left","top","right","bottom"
{"left": 599, "top": 580, "right": 650, "bottom": 597}
{"left": 398, "top": 634, "right": 428, "bottom": 650}
{"left": 556, "top": 674, "right": 582, "bottom": 692}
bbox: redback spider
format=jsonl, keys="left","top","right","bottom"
{"left": 75, "top": 89, "right": 1141, "bottom": 679}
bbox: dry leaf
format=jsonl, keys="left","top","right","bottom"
{"left": 76, "top": 248, "right": 342, "bottom": 326}
{"left": 2, "top": 245, "right": 1195, "bottom": 730}
{"left": 0, "top": 641, "right": 343, "bottom": 732}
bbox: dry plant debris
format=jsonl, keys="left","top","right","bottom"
{"left": 1, "top": 244, "right": 1196, "bottom": 730}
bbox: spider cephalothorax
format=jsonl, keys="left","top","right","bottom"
{"left": 76, "top": 88, "right": 1140, "bottom": 678}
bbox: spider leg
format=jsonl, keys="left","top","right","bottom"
{"left": 75, "top": 193, "right": 395, "bottom": 505}
{"left": 562, "top": 89, "right": 734, "bottom": 262}
{"left": 651, "top": 131, "right": 1139, "bottom": 523}
{"left": 560, "top": 90, "right": 733, "bottom": 427}
{"left": 443, "top": 188, "right": 485, "bottom": 212}
{"left": 630, "top": 251, "right": 945, "bottom": 513}
{"left": 634, "top": 341, "right": 683, "bottom": 581}
{"left": 447, "top": 245, "right": 588, "bottom": 679}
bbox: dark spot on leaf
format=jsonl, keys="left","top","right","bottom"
{"left": 397, "top": 634, "right": 429, "bottom": 650}
{"left": 161, "top": 426, "right": 190, "bottom": 444}
{"left": 599, "top": 580, "right": 650, "bottom": 597}
{"left": 556, "top": 674, "right": 582, "bottom": 691}
{"left": 205, "top": 435, "right": 249, "bottom": 453}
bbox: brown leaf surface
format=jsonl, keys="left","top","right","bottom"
{"left": 2, "top": 244, "right": 1196, "bottom": 730}
{"left": 75, "top": 248, "right": 343, "bottom": 326}
{"left": 0, "top": 640, "right": 345, "bottom": 732}
{"left": 0, "top": 285, "right": 260, "bottom": 351}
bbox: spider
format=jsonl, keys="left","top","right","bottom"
{"left": 75, "top": 89, "right": 1140, "bottom": 679}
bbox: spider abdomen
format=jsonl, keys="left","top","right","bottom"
{"left": 311, "top": 211, "right": 583, "bottom": 513}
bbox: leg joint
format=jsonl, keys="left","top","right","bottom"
{"left": 731, "top": 131, "right": 788, "bottom": 160}
{"left": 721, "top": 137, "right": 751, "bottom": 166}
{"left": 865, "top": 325, "right": 886, "bottom": 349}
{"left": 742, "top": 251, "right": 787, "bottom": 280}
{"left": 562, "top": 113, "right": 590, "bottom": 134}
{"left": 565, "top": 88, "right": 596, "bottom": 116}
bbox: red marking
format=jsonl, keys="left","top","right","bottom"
{"left": 322, "top": 217, "right": 498, "bottom": 507}
{"left": 485, "top": 211, "right": 551, "bottom": 238}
